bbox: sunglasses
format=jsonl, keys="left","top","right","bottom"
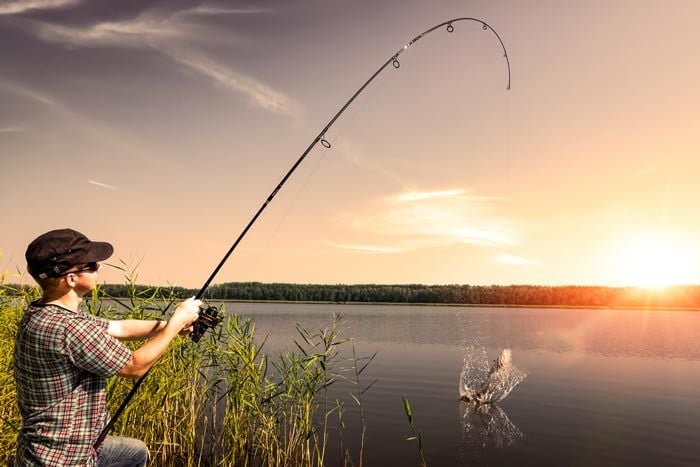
{"left": 59, "top": 262, "right": 100, "bottom": 276}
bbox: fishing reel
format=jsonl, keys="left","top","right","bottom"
{"left": 190, "top": 304, "right": 224, "bottom": 343}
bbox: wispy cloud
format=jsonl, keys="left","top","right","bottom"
{"left": 31, "top": 17, "right": 184, "bottom": 47}
{"left": 396, "top": 189, "right": 466, "bottom": 203}
{"left": 20, "top": 5, "right": 297, "bottom": 117}
{"left": 184, "top": 5, "right": 273, "bottom": 16}
{"left": 163, "top": 47, "right": 298, "bottom": 116}
{"left": 494, "top": 253, "right": 537, "bottom": 266}
{"left": 88, "top": 179, "right": 118, "bottom": 190}
{"left": 330, "top": 188, "right": 521, "bottom": 254}
{"left": 0, "top": 126, "right": 26, "bottom": 133}
{"left": 0, "top": 80, "right": 58, "bottom": 107}
{"left": 325, "top": 241, "right": 402, "bottom": 254}
{"left": 330, "top": 138, "right": 409, "bottom": 185}
{"left": 0, "top": 0, "right": 79, "bottom": 15}
{"left": 394, "top": 189, "right": 499, "bottom": 204}
{"left": 355, "top": 188, "right": 516, "bottom": 245}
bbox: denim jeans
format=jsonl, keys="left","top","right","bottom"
{"left": 96, "top": 435, "right": 149, "bottom": 467}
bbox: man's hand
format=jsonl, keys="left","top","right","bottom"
{"left": 171, "top": 297, "right": 201, "bottom": 333}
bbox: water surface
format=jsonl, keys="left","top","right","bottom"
{"left": 230, "top": 303, "right": 700, "bottom": 466}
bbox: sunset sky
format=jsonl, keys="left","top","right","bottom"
{"left": 2, "top": 0, "right": 700, "bottom": 288}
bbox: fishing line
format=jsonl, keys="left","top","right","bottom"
{"left": 248, "top": 60, "right": 392, "bottom": 276}
{"left": 246, "top": 148, "right": 329, "bottom": 280}
{"left": 95, "top": 17, "right": 511, "bottom": 449}
{"left": 326, "top": 60, "right": 391, "bottom": 143}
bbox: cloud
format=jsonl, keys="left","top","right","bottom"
{"left": 19, "top": 5, "right": 298, "bottom": 117}
{"left": 0, "top": 0, "right": 80, "bottom": 15}
{"left": 30, "top": 17, "right": 184, "bottom": 47}
{"left": 0, "top": 126, "right": 26, "bottom": 133}
{"left": 88, "top": 179, "right": 118, "bottom": 190}
{"left": 395, "top": 189, "right": 466, "bottom": 203}
{"left": 183, "top": 5, "right": 273, "bottom": 16}
{"left": 394, "top": 189, "right": 499, "bottom": 204}
{"left": 330, "top": 138, "right": 409, "bottom": 185}
{"left": 494, "top": 253, "right": 537, "bottom": 266}
{"left": 330, "top": 188, "right": 521, "bottom": 254}
{"left": 0, "top": 80, "right": 59, "bottom": 107}
{"left": 356, "top": 188, "right": 516, "bottom": 245}
{"left": 325, "top": 241, "right": 402, "bottom": 254}
{"left": 163, "top": 47, "right": 298, "bottom": 116}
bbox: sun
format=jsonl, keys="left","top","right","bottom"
{"left": 608, "top": 232, "right": 698, "bottom": 288}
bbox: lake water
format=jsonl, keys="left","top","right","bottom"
{"left": 230, "top": 302, "right": 700, "bottom": 466}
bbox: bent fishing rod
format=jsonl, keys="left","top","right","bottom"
{"left": 95, "top": 17, "right": 510, "bottom": 449}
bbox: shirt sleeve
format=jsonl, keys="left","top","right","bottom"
{"left": 63, "top": 315, "right": 133, "bottom": 377}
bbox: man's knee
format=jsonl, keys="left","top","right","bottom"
{"left": 132, "top": 438, "right": 149, "bottom": 465}
{"left": 97, "top": 435, "right": 149, "bottom": 466}
{"left": 124, "top": 437, "right": 149, "bottom": 466}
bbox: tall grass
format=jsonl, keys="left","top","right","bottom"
{"left": 0, "top": 263, "right": 370, "bottom": 466}
{"left": 0, "top": 269, "right": 33, "bottom": 462}
{"left": 215, "top": 315, "right": 346, "bottom": 465}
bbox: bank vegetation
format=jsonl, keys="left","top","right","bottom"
{"left": 0, "top": 274, "right": 376, "bottom": 465}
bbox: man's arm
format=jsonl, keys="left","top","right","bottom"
{"left": 116, "top": 298, "right": 201, "bottom": 379}
{"left": 107, "top": 319, "right": 166, "bottom": 340}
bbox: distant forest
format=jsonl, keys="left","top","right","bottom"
{"left": 5, "top": 282, "right": 699, "bottom": 309}
{"left": 90, "top": 282, "right": 700, "bottom": 309}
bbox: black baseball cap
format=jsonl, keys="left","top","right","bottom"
{"left": 25, "top": 228, "right": 113, "bottom": 279}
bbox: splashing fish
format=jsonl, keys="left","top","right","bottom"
{"left": 459, "top": 348, "right": 526, "bottom": 403}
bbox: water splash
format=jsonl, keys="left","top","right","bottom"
{"left": 459, "top": 400, "right": 523, "bottom": 448}
{"left": 459, "top": 348, "right": 527, "bottom": 403}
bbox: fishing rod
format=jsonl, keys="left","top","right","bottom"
{"left": 95, "top": 17, "right": 510, "bottom": 449}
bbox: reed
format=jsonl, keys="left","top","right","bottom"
{"left": 402, "top": 396, "right": 427, "bottom": 467}
{"left": 215, "top": 313, "right": 353, "bottom": 466}
{"left": 0, "top": 262, "right": 370, "bottom": 466}
{"left": 347, "top": 343, "right": 377, "bottom": 467}
{"left": 0, "top": 270, "right": 32, "bottom": 463}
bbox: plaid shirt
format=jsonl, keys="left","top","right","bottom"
{"left": 13, "top": 302, "right": 132, "bottom": 466}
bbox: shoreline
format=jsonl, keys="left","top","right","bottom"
{"left": 211, "top": 299, "right": 700, "bottom": 312}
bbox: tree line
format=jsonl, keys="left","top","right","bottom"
{"left": 91, "top": 282, "right": 700, "bottom": 309}
{"left": 5, "top": 282, "right": 698, "bottom": 308}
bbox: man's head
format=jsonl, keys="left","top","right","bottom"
{"left": 26, "top": 228, "right": 113, "bottom": 281}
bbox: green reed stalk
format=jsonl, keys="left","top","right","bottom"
{"left": 347, "top": 341, "right": 378, "bottom": 467}
{"left": 402, "top": 396, "right": 427, "bottom": 467}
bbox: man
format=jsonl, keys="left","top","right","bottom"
{"left": 14, "top": 228, "right": 201, "bottom": 466}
